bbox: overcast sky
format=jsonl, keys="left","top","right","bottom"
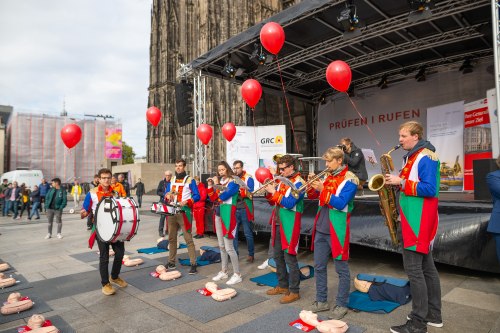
{"left": 0, "top": 0, "right": 151, "bottom": 156}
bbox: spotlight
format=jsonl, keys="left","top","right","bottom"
{"left": 408, "top": 0, "right": 432, "bottom": 23}
{"left": 377, "top": 76, "right": 388, "bottom": 89}
{"left": 249, "top": 43, "right": 273, "bottom": 73}
{"left": 221, "top": 58, "right": 245, "bottom": 79}
{"left": 459, "top": 58, "right": 473, "bottom": 74}
{"left": 415, "top": 67, "right": 426, "bottom": 82}
{"left": 337, "top": 1, "right": 361, "bottom": 40}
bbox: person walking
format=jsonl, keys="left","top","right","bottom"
{"left": 28, "top": 185, "right": 41, "bottom": 220}
{"left": 71, "top": 179, "right": 82, "bottom": 208}
{"left": 131, "top": 178, "right": 145, "bottom": 208}
{"left": 44, "top": 178, "right": 67, "bottom": 239}
{"left": 39, "top": 178, "right": 51, "bottom": 213}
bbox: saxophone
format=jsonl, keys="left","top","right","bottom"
{"left": 367, "top": 144, "right": 401, "bottom": 246}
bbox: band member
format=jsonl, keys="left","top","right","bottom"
{"left": 305, "top": 147, "right": 358, "bottom": 320}
{"left": 264, "top": 155, "right": 305, "bottom": 304}
{"left": 111, "top": 175, "right": 126, "bottom": 197}
{"left": 81, "top": 168, "right": 128, "bottom": 296}
{"left": 232, "top": 160, "right": 255, "bottom": 262}
{"left": 193, "top": 176, "right": 207, "bottom": 238}
{"left": 156, "top": 171, "right": 172, "bottom": 237}
{"left": 339, "top": 138, "right": 368, "bottom": 194}
{"left": 385, "top": 121, "right": 442, "bottom": 333}
{"left": 165, "top": 159, "right": 200, "bottom": 275}
{"left": 208, "top": 161, "right": 242, "bottom": 285}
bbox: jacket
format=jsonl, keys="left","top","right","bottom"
{"left": 44, "top": 187, "right": 68, "bottom": 211}
{"left": 5, "top": 187, "right": 22, "bottom": 201}
{"left": 344, "top": 143, "right": 368, "bottom": 181}
{"left": 30, "top": 189, "right": 41, "bottom": 203}
{"left": 39, "top": 182, "right": 51, "bottom": 196}
{"left": 487, "top": 169, "right": 500, "bottom": 234}
{"left": 156, "top": 178, "right": 170, "bottom": 202}
{"left": 132, "top": 182, "right": 145, "bottom": 196}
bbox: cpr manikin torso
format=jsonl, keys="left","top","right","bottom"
{"left": 1, "top": 292, "right": 33, "bottom": 315}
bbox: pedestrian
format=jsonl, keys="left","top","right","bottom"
{"left": 131, "top": 178, "right": 145, "bottom": 208}
{"left": 118, "top": 173, "right": 130, "bottom": 197}
{"left": 19, "top": 187, "right": 31, "bottom": 218}
{"left": 156, "top": 171, "right": 172, "bottom": 237}
{"left": 6, "top": 182, "right": 22, "bottom": 219}
{"left": 28, "top": 185, "right": 41, "bottom": 220}
{"left": 71, "top": 179, "right": 82, "bottom": 208}
{"left": 39, "top": 178, "right": 51, "bottom": 213}
{"left": 44, "top": 178, "right": 67, "bottom": 239}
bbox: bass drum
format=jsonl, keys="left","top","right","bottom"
{"left": 95, "top": 197, "right": 140, "bottom": 243}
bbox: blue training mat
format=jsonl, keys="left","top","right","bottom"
{"left": 178, "top": 256, "right": 212, "bottom": 266}
{"left": 357, "top": 273, "right": 408, "bottom": 287}
{"left": 137, "top": 243, "right": 187, "bottom": 254}
{"left": 348, "top": 290, "right": 400, "bottom": 314}
{"left": 250, "top": 272, "right": 279, "bottom": 287}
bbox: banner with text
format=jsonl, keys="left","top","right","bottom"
{"left": 226, "top": 125, "right": 286, "bottom": 183}
{"left": 463, "top": 98, "right": 492, "bottom": 191}
{"left": 426, "top": 101, "right": 464, "bottom": 191}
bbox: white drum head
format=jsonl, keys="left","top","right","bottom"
{"left": 95, "top": 198, "right": 118, "bottom": 242}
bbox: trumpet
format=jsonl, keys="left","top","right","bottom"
{"left": 251, "top": 178, "right": 277, "bottom": 196}
{"left": 291, "top": 168, "right": 332, "bottom": 199}
{"left": 273, "top": 154, "right": 283, "bottom": 163}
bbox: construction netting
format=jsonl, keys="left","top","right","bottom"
{"left": 6, "top": 112, "right": 122, "bottom": 183}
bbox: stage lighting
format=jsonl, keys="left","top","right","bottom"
{"left": 249, "top": 43, "right": 273, "bottom": 73}
{"left": 415, "top": 67, "right": 426, "bottom": 82}
{"left": 221, "top": 58, "right": 245, "bottom": 79}
{"left": 338, "top": 1, "right": 361, "bottom": 40}
{"left": 459, "top": 58, "right": 473, "bottom": 74}
{"left": 408, "top": 0, "right": 432, "bottom": 23}
{"left": 377, "top": 76, "right": 388, "bottom": 89}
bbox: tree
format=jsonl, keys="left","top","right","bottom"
{"left": 122, "top": 141, "right": 136, "bottom": 164}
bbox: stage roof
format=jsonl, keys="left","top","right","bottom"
{"left": 187, "top": 0, "right": 493, "bottom": 102}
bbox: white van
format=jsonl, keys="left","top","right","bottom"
{"left": 1, "top": 170, "right": 44, "bottom": 189}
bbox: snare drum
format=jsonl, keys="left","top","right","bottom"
{"left": 95, "top": 197, "right": 140, "bottom": 243}
{"left": 151, "top": 202, "right": 181, "bottom": 216}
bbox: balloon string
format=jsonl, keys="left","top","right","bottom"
{"left": 346, "top": 94, "right": 381, "bottom": 147}
{"left": 275, "top": 56, "right": 301, "bottom": 155}
{"left": 252, "top": 110, "right": 258, "bottom": 157}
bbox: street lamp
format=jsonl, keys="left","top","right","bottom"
{"left": 181, "top": 153, "right": 195, "bottom": 176}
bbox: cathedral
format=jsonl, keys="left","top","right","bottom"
{"left": 147, "top": 0, "right": 313, "bottom": 170}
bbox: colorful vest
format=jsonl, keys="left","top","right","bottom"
{"left": 267, "top": 173, "right": 305, "bottom": 255}
{"left": 309, "top": 166, "right": 358, "bottom": 260}
{"left": 399, "top": 148, "right": 440, "bottom": 254}
{"left": 170, "top": 175, "right": 195, "bottom": 233}
{"left": 238, "top": 171, "right": 254, "bottom": 221}
{"left": 208, "top": 177, "right": 239, "bottom": 239}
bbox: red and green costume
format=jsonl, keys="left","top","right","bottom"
{"left": 399, "top": 147, "right": 440, "bottom": 254}
{"left": 170, "top": 175, "right": 200, "bottom": 233}
{"left": 238, "top": 171, "right": 254, "bottom": 221}
{"left": 208, "top": 178, "right": 240, "bottom": 239}
{"left": 308, "top": 166, "right": 358, "bottom": 260}
{"left": 266, "top": 173, "right": 305, "bottom": 255}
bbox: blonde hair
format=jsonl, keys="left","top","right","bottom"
{"left": 322, "top": 147, "right": 344, "bottom": 161}
{"left": 399, "top": 121, "right": 423, "bottom": 140}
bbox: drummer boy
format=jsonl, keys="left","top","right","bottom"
{"left": 81, "top": 168, "right": 128, "bottom": 296}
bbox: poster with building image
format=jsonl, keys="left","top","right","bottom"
{"left": 426, "top": 101, "right": 464, "bottom": 191}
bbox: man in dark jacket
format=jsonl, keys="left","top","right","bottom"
{"left": 340, "top": 138, "right": 368, "bottom": 194}
{"left": 44, "top": 178, "right": 67, "bottom": 239}
{"left": 5, "top": 182, "right": 22, "bottom": 219}
{"left": 156, "top": 171, "right": 172, "bottom": 236}
{"left": 28, "top": 185, "right": 41, "bottom": 220}
{"left": 118, "top": 174, "right": 130, "bottom": 197}
{"left": 39, "top": 178, "right": 51, "bottom": 212}
{"left": 131, "top": 178, "right": 145, "bottom": 208}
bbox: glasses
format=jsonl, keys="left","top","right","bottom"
{"left": 278, "top": 164, "right": 292, "bottom": 171}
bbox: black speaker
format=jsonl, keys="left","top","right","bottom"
{"left": 473, "top": 158, "right": 497, "bottom": 200}
{"left": 175, "top": 81, "right": 194, "bottom": 127}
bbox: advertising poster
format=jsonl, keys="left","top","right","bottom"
{"left": 105, "top": 127, "right": 122, "bottom": 159}
{"left": 426, "top": 101, "right": 464, "bottom": 191}
{"left": 463, "top": 99, "right": 492, "bottom": 191}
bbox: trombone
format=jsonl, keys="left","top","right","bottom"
{"left": 291, "top": 168, "right": 332, "bottom": 199}
{"left": 251, "top": 178, "right": 277, "bottom": 196}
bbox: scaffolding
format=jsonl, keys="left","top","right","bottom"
{"left": 6, "top": 112, "right": 122, "bottom": 182}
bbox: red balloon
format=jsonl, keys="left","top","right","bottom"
{"left": 222, "top": 122, "right": 236, "bottom": 142}
{"left": 60, "top": 124, "right": 82, "bottom": 149}
{"left": 241, "top": 79, "right": 262, "bottom": 109}
{"left": 260, "top": 22, "right": 285, "bottom": 55}
{"left": 326, "top": 60, "right": 352, "bottom": 93}
{"left": 196, "top": 124, "right": 213, "bottom": 145}
{"left": 255, "top": 167, "right": 273, "bottom": 184}
{"left": 146, "top": 106, "right": 162, "bottom": 127}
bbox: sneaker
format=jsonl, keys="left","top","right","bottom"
{"left": 188, "top": 264, "right": 197, "bottom": 275}
{"left": 44, "top": 233, "right": 51, "bottom": 239}
{"left": 266, "top": 286, "right": 289, "bottom": 295}
{"left": 167, "top": 262, "right": 176, "bottom": 269}
{"left": 258, "top": 259, "right": 269, "bottom": 270}
{"left": 14, "top": 216, "right": 20, "bottom": 220}
{"left": 306, "top": 301, "right": 330, "bottom": 313}
{"left": 391, "top": 320, "right": 428, "bottom": 333}
{"left": 328, "top": 305, "right": 348, "bottom": 320}
{"left": 212, "top": 271, "right": 229, "bottom": 281}
{"left": 226, "top": 273, "right": 242, "bottom": 285}
{"left": 56, "top": 233, "right": 63, "bottom": 239}
{"left": 407, "top": 315, "right": 443, "bottom": 328}
{"left": 35, "top": 217, "right": 40, "bottom": 220}
{"left": 280, "top": 292, "right": 300, "bottom": 304}
{"left": 102, "top": 283, "right": 116, "bottom": 296}
{"left": 110, "top": 276, "right": 128, "bottom": 288}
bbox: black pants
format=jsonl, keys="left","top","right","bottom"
{"left": 136, "top": 195, "right": 143, "bottom": 208}
{"left": 273, "top": 224, "right": 300, "bottom": 293}
{"left": 97, "top": 238, "right": 125, "bottom": 286}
